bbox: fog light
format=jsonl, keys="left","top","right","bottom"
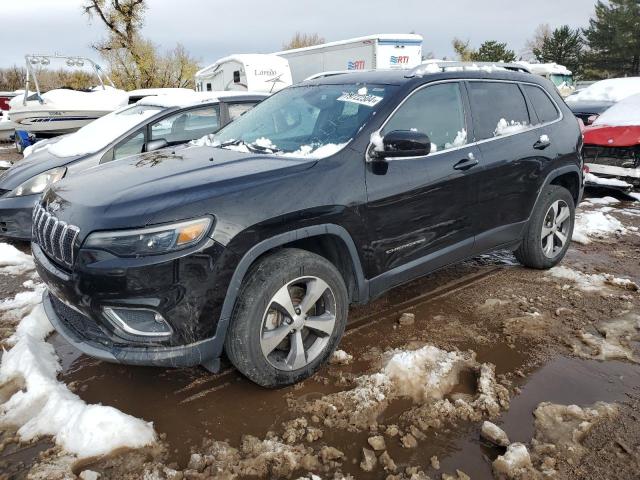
{"left": 103, "top": 307, "right": 172, "bottom": 337}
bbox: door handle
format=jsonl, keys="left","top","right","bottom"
{"left": 453, "top": 152, "right": 479, "bottom": 171}
{"left": 533, "top": 135, "right": 551, "bottom": 150}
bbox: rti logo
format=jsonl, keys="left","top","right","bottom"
{"left": 390, "top": 55, "right": 410, "bottom": 65}
{"left": 347, "top": 59, "right": 366, "bottom": 70}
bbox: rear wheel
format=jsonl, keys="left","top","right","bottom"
{"left": 515, "top": 184, "right": 575, "bottom": 269}
{"left": 225, "top": 248, "right": 348, "bottom": 387}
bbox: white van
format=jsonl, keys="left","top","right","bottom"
{"left": 274, "top": 34, "right": 423, "bottom": 83}
{"left": 195, "top": 54, "right": 293, "bottom": 94}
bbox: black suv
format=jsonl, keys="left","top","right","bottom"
{"left": 33, "top": 68, "right": 583, "bottom": 387}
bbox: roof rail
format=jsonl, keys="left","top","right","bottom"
{"left": 406, "top": 61, "right": 531, "bottom": 78}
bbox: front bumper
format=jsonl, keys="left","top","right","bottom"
{"left": 0, "top": 193, "right": 37, "bottom": 240}
{"left": 43, "top": 290, "right": 222, "bottom": 370}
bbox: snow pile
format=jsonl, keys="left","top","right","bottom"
{"left": 573, "top": 209, "right": 626, "bottom": 244}
{"left": 494, "top": 119, "right": 528, "bottom": 136}
{"left": 370, "top": 131, "right": 384, "bottom": 152}
{"left": 585, "top": 172, "right": 632, "bottom": 189}
{"left": 0, "top": 300, "right": 157, "bottom": 458}
{"left": 593, "top": 93, "right": 640, "bottom": 127}
{"left": 0, "top": 242, "right": 34, "bottom": 275}
{"left": 492, "top": 443, "right": 533, "bottom": 479}
{"left": 48, "top": 105, "right": 162, "bottom": 158}
{"left": 330, "top": 349, "right": 353, "bottom": 365}
{"left": 0, "top": 283, "right": 45, "bottom": 323}
{"left": 588, "top": 196, "right": 620, "bottom": 205}
{"left": 566, "top": 77, "right": 640, "bottom": 103}
{"left": 547, "top": 265, "right": 638, "bottom": 293}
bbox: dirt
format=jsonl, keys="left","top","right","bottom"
{"left": 0, "top": 144, "right": 639, "bottom": 480}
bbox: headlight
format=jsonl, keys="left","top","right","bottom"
{"left": 10, "top": 167, "right": 66, "bottom": 197}
{"left": 84, "top": 217, "right": 213, "bottom": 257}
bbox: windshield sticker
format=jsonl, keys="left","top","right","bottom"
{"left": 337, "top": 92, "right": 383, "bottom": 107}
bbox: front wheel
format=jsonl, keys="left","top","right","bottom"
{"left": 515, "top": 184, "right": 575, "bottom": 269}
{"left": 225, "top": 248, "right": 348, "bottom": 387}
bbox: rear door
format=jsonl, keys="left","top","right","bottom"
{"left": 364, "top": 81, "right": 482, "bottom": 292}
{"left": 466, "top": 80, "right": 548, "bottom": 249}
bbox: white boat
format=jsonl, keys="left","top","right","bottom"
{"left": 7, "top": 55, "right": 128, "bottom": 137}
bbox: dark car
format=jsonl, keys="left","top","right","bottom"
{"left": 567, "top": 99, "right": 614, "bottom": 125}
{"left": 0, "top": 92, "right": 267, "bottom": 240}
{"left": 32, "top": 68, "right": 583, "bottom": 387}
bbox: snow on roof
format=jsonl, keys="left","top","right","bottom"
{"left": 127, "top": 87, "right": 194, "bottom": 98}
{"left": 566, "top": 77, "right": 640, "bottom": 103}
{"left": 274, "top": 33, "right": 423, "bottom": 55}
{"left": 592, "top": 93, "right": 640, "bottom": 127}
{"left": 516, "top": 61, "right": 571, "bottom": 75}
{"left": 136, "top": 90, "right": 267, "bottom": 108}
{"left": 196, "top": 54, "right": 289, "bottom": 78}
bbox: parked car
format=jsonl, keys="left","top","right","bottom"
{"left": 566, "top": 77, "right": 640, "bottom": 125}
{"left": 33, "top": 68, "right": 582, "bottom": 387}
{"left": 0, "top": 91, "right": 267, "bottom": 240}
{"left": 582, "top": 93, "right": 640, "bottom": 191}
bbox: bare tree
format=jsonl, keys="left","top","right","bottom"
{"left": 452, "top": 38, "right": 473, "bottom": 61}
{"left": 282, "top": 32, "right": 325, "bottom": 50}
{"left": 523, "top": 24, "right": 551, "bottom": 59}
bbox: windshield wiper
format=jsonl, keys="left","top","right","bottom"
{"left": 219, "top": 139, "right": 282, "bottom": 154}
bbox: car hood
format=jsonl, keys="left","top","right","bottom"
{"left": 43, "top": 145, "right": 318, "bottom": 233}
{"left": 0, "top": 146, "right": 83, "bottom": 190}
{"left": 583, "top": 125, "right": 640, "bottom": 148}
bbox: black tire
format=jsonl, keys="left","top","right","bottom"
{"left": 515, "top": 184, "right": 575, "bottom": 269}
{"left": 224, "top": 248, "right": 348, "bottom": 388}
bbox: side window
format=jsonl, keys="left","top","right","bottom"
{"left": 468, "top": 82, "right": 530, "bottom": 140}
{"left": 206, "top": 83, "right": 212, "bottom": 92}
{"left": 150, "top": 106, "right": 220, "bottom": 144}
{"left": 227, "top": 102, "right": 257, "bottom": 121}
{"left": 382, "top": 83, "right": 467, "bottom": 153}
{"left": 523, "top": 85, "right": 560, "bottom": 124}
{"left": 113, "top": 131, "right": 145, "bottom": 161}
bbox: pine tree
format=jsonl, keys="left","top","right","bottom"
{"left": 583, "top": 0, "right": 640, "bottom": 76}
{"left": 470, "top": 41, "right": 516, "bottom": 63}
{"left": 533, "top": 25, "right": 583, "bottom": 75}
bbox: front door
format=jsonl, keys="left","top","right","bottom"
{"left": 364, "top": 81, "right": 481, "bottom": 294}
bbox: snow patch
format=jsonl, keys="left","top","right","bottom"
{"left": 585, "top": 172, "right": 632, "bottom": 189}
{"left": 494, "top": 119, "right": 528, "bottom": 136}
{"left": 0, "top": 242, "right": 34, "bottom": 275}
{"left": 370, "top": 131, "right": 384, "bottom": 152}
{"left": 330, "top": 349, "right": 353, "bottom": 365}
{"left": 593, "top": 93, "right": 640, "bottom": 127}
{"left": 492, "top": 443, "right": 533, "bottom": 479}
{"left": 566, "top": 77, "right": 640, "bottom": 103}
{"left": 547, "top": 265, "right": 638, "bottom": 293}
{"left": 573, "top": 208, "right": 627, "bottom": 244}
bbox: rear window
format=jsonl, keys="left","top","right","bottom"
{"left": 468, "top": 82, "right": 530, "bottom": 140}
{"left": 523, "top": 85, "right": 559, "bottom": 124}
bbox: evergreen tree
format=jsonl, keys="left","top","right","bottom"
{"left": 470, "top": 41, "right": 516, "bottom": 63}
{"left": 583, "top": 0, "right": 640, "bottom": 76}
{"left": 533, "top": 25, "right": 583, "bottom": 75}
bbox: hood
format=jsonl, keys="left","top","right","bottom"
{"left": 0, "top": 144, "right": 82, "bottom": 191}
{"left": 583, "top": 125, "right": 640, "bottom": 148}
{"left": 43, "top": 145, "right": 318, "bottom": 234}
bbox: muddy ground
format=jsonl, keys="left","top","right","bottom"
{"left": 0, "top": 144, "right": 639, "bottom": 480}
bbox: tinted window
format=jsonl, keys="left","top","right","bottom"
{"left": 383, "top": 83, "right": 467, "bottom": 153}
{"left": 468, "top": 82, "right": 530, "bottom": 140}
{"left": 227, "top": 102, "right": 257, "bottom": 120}
{"left": 113, "top": 131, "right": 144, "bottom": 160}
{"left": 150, "top": 106, "right": 220, "bottom": 144}
{"left": 523, "top": 85, "right": 559, "bottom": 124}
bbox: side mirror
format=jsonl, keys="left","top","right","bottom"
{"left": 371, "top": 130, "right": 431, "bottom": 160}
{"left": 145, "top": 139, "right": 169, "bottom": 153}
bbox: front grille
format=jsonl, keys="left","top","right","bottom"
{"left": 50, "top": 294, "right": 110, "bottom": 343}
{"left": 583, "top": 145, "right": 640, "bottom": 169}
{"left": 32, "top": 203, "right": 80, "bottom": 268}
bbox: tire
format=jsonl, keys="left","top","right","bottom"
{"left": 515, "top": 184, "right": 575, "bottom": 269}
{"left": 224, "top": 248, "right": 348, "bottom": 388}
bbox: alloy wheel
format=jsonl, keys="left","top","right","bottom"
{"left": 260, "top": 276, "right": 337, "bottom": 371}
{"left": 541, "top": 199, "right": 571, "bottom": 259}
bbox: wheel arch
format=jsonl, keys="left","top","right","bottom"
{"left": 214, "top": 224, "right": 368, "bottom": 345}
{"left": 532, "top": 165, "right": 582, "bottom": 215}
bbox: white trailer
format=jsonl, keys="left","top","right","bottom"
{"left": 516, "top": 61, "right": 575, "bottom": 97}
{"left": 274, "top": 34, "right": 423, "bottom": 83}
{"left": 195, "top": 54, "right": 292, "bottom": 94}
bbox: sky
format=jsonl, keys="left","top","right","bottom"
{"left": 2, "top": 0, "right": 598, "bottom": 70}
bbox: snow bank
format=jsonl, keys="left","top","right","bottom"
{"left": 48, "top": 105, "right": 161, "bottom": 158}
{"left": 0, "top": 242, "right": 34, "bottom": 275}
{"left": 573, "top": 209, "right": 626, "bottom": 244}
{"left": 566, "top": 77, "right": 640, "bottom": 103}
{"left": 593, "top": 93, "right": 640, "bottom": 127}
{"left": 0, "top": 300, "right": 157, "bottom": 458}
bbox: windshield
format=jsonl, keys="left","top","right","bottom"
{"left": 212, "top": 83, "right": 398, "bottom": 158}
{"left": 47, "top": 104, "right": 163, "bottom": 158}
{"left": 550, "top": 74, "right": 574, "bottom": 87}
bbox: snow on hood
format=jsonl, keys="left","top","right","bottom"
{"left": 566, "top": 77, "right": 640, "bottom": 103}
{"left": 47, "top": 104, "right": 162, "bottom": 158}
{"left": 592, "top": 93, "right": 640, "bottom": 127}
